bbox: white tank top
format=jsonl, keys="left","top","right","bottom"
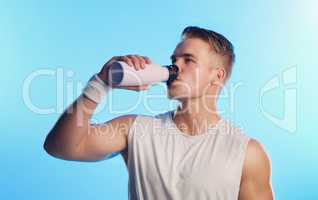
{"left": 127, "top": 110, "right": 251, "bottom": 200}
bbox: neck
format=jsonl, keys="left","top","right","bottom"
{"left": 172, "top": 96, "right": 221, "bottom": 136}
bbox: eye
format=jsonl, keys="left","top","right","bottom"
{"left": 184, "top": 58, "right": 193, "bottom": 63}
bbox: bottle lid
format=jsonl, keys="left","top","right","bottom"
{"left": 164, "top": 64, "right": 179, "bottom": 86}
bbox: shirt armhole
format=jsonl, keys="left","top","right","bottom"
{"left": 126, "top": 115, "right": 141, "bottom": 169}
{"left": 238, "top": 136, "right": 251, "bottom": 184}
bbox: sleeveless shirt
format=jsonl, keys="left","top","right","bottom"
{"left": 127, "top": 110, "right": 251, "bottom": 200}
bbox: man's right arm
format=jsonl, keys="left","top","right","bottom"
{"left": 43, "top": 94, "right": 137, "bottom": 162}
{"left": 43, "top": 55, "right": 152, "bottom": 162}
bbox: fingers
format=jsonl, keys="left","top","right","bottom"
{"left": 141, "top": 56, "right": 152, "bottom": 64}
{"left": 116, "top": 55, "right": 152, "bottom": 70}
{"left": 100, "top": 55, "right": 152, "bottom": 84}
{"left": 128, "top": 55, "right": 142, "bottom": 69}
{"left": 120, "top": 56, "right": 134, "bottom": 67}
{"left": 113, "top": 84, "right": 150, "bottom": 91}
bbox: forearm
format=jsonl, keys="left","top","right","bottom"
{"left": 44, "top": 55, "right": 152, "bottom": 160}
{"left": 44, "top": 94, "right": 98, "bottom": 159}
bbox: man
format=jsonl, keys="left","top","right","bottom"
{"left": 44, "top": 26, "right": 274, "bottom": 199}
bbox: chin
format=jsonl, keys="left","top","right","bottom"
{"left": 167, "top": 87, "right": 191, "bottom": 100}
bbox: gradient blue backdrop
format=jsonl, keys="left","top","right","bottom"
{"left": 1, "top": 0, "right": 317, "bottom": 199}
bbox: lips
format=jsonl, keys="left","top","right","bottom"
{"left": 173, "top": 78, "right": 184, "bottom": 83}
{"left": 167, "top": 79, "right": 182, "bottom": 88}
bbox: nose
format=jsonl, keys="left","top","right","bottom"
{"left": 174, "top": 60, "right": 183, "bottom": 73}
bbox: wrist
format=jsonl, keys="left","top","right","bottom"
{"left": 82, "top": 73, "right": 111, "bottom": 104}
{"left": 97, "top": 71, "right": 110, "bottom": 86}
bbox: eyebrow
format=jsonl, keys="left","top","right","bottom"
{"left": 170, "top": 53, "right": 197, "bottom": 61}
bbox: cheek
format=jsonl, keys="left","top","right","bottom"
{"left": 182, "top": 67, "right": 200, "bottom": 83}
{"left": 182, "top": 68, "right": 210, "bottom": 95}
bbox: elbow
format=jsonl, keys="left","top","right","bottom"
{"left": 43, "top": 135, "right": 58, "bottom": 158}
{"left": 43, "top": 132, "right": 101, "bottom": 162}
{"left": 43, "top": 133, "right": 83, "bottom": 161}
{"left": 43, "top": 139, "right": 69, "bottom": 160}
{"left": 43, "top": 132, "right": 64, "bottom": 159}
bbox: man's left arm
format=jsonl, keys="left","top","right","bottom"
{"left": 238, "top": 139, "right": 274, "bottom": 200}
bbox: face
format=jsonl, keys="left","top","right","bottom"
{"left": 167, "top": 38, "right": 225, "bottom": 101}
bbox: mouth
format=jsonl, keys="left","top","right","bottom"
{"left": 167, "top": 79, "right": 181, "bottom": 88}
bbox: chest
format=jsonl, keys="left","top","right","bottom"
{"left": 135, "top": 134, "right": 243, "bottom": 191}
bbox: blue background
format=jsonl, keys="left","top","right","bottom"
{"left": 0, "top": 0, "right": 317, "bottom": 199}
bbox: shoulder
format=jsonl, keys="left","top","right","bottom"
{"left": 122, "top": 112, "right": 167, "bottom": 136}
{"left": 220, "top": 120, "right": 271, "bottom": 174}
{"left": 107, "top": 114, "right": 138, "bottom": 131}
{"left": 239, "top": 139, "right": 274, "bottom": 199}
{"left": 245, "top": 139, "right": 271, "bottom": 168}
{"left": 114, "top": 113, "right": 155, "bottom": 127}
{"left": 243, "top": 138, "right": 271, "bottom": 179}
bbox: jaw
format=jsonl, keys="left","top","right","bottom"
{"left": 167, "top": 85, "right": 220, "bottom": 110}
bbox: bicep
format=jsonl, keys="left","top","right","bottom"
{"left": 76, "top": 115, "right": 137, "bottom": 161}
{"left": 239, "top": 139, "right": 274, "bottom": 200}
{"left": 239, "top": 176, "right": 273, "bottom": 200}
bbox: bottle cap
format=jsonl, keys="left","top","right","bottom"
{"left": 165, "top": 64, "right": 179, "bottom": 86}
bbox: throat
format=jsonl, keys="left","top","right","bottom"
{"left": 171, "top": 109, "right": 222, "bottom": 136}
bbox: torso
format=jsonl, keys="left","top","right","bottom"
{"left": 126, "top": 110, "right": 251, "bottom": 200}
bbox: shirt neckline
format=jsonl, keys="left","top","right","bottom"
{"left": 166, "top": 110, "right": 224, "bottom": 138}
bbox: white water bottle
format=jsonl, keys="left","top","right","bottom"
{"left": 107, "top": 61, "right": 179, "bottom": 87}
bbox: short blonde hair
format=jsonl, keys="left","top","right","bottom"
{"left": 181, "top": 26, "right": 235, "bottom": 82}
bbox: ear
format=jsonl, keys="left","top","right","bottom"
{"left": 216, "top": 67, "right": 226, "bottom": 82}
{"left": 210, "top": 67, "right": 226, "bottom": 86}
